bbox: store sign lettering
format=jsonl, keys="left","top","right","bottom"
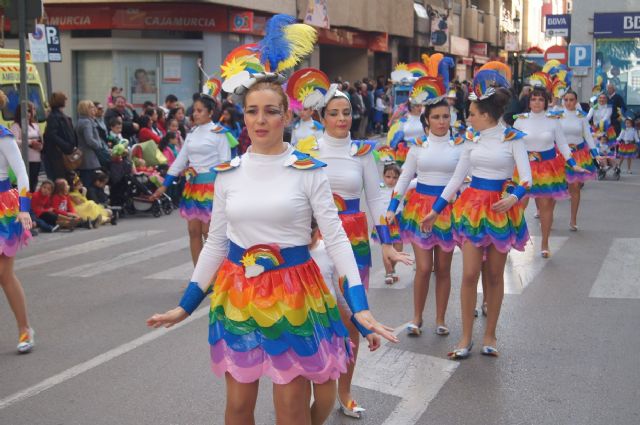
{"left": 623, "top": 16, "right": 640, "bottom": 30}
{"left": 594, "top": 12, "right": 640, "bottom": 38}
{"left": 46, "top": 16, "right": 91, "bottom": 26}
{"left": 144, "top": 17, "right": 216, "bottom": 28}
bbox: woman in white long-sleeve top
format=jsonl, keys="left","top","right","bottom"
{"left": 422, "top": 71, "right": 532, "bottom": 360}
{"left": 559, "top": 90, "right": 602, "bottom": 231}
{"left": 513, "top": 85, "right": 585, "bottom": 258}
{"left": 0, "top": 90, "right": 34, "bottom": 353}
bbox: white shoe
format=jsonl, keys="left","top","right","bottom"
{"left": 17, "top": 328, "right": 34, "bottom": 354}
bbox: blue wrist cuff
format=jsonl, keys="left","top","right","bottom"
{"left": 567, "top": 158, "right": 577, "bottom": 167}
{"left": 387, "top": 198, "right": 400, "bottom": 213}
{"left": 162, "top": 174, "right": 176, "bottom": 188}
{"left": 19, "top": 196, "right": 31, "bottom": 212}
{"left": 374, "top": 224, "right": 393, "bottom": 244}
{"left": 351, "top": 315, "right": 373, "bottom": 336}
{"left": 178, "top": 282, "right": 206, "bottom": 315}
{"left": 432, "top": 197, "right": 448, "bottom": 214}
{"left": 512, "top": 185, "right": 527, "bottom": 200}
{"left": 343, "top": 282, "right": 369, "bottom": 313}
{"left": 590, "top": 148, "right": 599, "bottom": 158}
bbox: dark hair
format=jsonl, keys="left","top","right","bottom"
{"left": 383, "top": 163, "right": 401, "bottom": 177}
{"left": 165, "top": 94, "right": 178, "bottom": 104}
{"left": 138, "top": 115, "right": 152, "bottom": 128}
{"left": 108, "top": 117, "right": 123, "bottom": 129}
{"left": 473, "top": 87, "right": 511, "bottom": 122}
{"left": 563, "top": 90, "right": 578, "bottom": 101}
{"left": 424, "top": 99, "right": 449, "bottom": 121}
{"left": 134, "top": 69, "right": 147, "bottom": 78}
{"left": 143, "top": 100, "right": 155, "bottom": 109}
{"left": 529, "top": 86, "right": 549, "bottom": 110}
{"left": 93, "top": 170, "right": 109, "bottom": 184}
{"left": 39, "top": 180, "right": 54, "bottom": 191}
{"left": 49, "top": 92, "right": 67, "bottom": 109}
{"left": 221, "top": 105, "right": 237, "bottom": 127}
{"left": 194, "top": 94, "right": 217, "bottom": 114}
{"left": 310, "top": 216, "right": 318, "bottom": 237}
{"left": 321, "top": 95, "right": 352, "bottom": 118}
{"left": 13, "top": 101, "right": 35, "bottom": 125}
{"left": 158, "top": 131, "right": 177, "bottom": 152}
{"left": 144, "top": 107, "right": 157, "bottom": 117}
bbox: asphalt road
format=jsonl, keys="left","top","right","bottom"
{"left": 1, "top": 167, "right": 640, "bottom": 425}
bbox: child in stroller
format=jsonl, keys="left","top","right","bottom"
{"left": 126, "top": 140, "right": 173, "bottom": 217}
{"left": 596, "top": 134, "right": 621, "bottom": 180}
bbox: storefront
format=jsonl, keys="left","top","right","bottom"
{"left": 593, "top": 12, "right": 640, "bottom": 111}
{"left": 450, "top": 35, "right": 470, "bottom": 82}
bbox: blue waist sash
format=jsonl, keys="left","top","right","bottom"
{"left": 569, "top": 141, "right": 587, "bottom": 151}
{"left": 227, "top": 241, "right": 311, "bottom": 270}
{"left": 529, "top": 147, "right": 557, "bottom": 161}
{"left": 0, "top": 179, "right": 11, "bottom": 192}
{"left": 339, "top": 198, "right": 361, "bottom": 215}
{"left": 416, "top": 183, "right": 446, "bottom": 197}
{"left": 469, "top": 176, "right": 506, "bottom": 192}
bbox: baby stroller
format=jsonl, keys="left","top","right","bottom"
{"left": 123, "top": 171, "right": 173, "bottom": 217}
{"left": 596, "top": 142, "right": 621, "bottom": 181}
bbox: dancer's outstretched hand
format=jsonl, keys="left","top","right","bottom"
{"left": 420, "top": 211, "right": 437, "bottom": 233}
{"left": 385, "top": 211, "right": 396, "bottom": 223}
{"left": 146, "top": 307, "right": 188, "bottom": 328}
{"left": 382, "top": 244, "right": 413, "bottom": 266}
{"left": 491, "top": 196, "right": 518, "bottom": 213}
{"left": 365, "top": 334, "right": 381, "bottom": 351}
{"left": 353, "top": 310, "right": 399, "bottom": 343}
{"left": 572, "top": 165, "right": 588, "bottom": 173}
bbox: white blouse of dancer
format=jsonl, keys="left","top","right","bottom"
{"left": 0, "top": 132, "right": 30, "bottom": 194}
{"left": 394, "top": 132, "right": 464, "bottom": 197}
{"left": 559, "top": 110, "right": 597, "bottom": 152}
{"left": 190, "top": 144, "right": 363, "bottom": 293}
{"left": 586, "top": 104, "right": 612, "bottom": 125}
{"left": 514, "top": 111, "right": 573, "bottom": 160}
{"left": 291, "top": 118, "right": 323, "bottom": 147}
{"left": 316, "top": 133, "right": 388, "bottom": 222}
{"left": 166, "top": 121, "right": 231, "bottom": 177}
{"left": 401, "top": 114, "right": 425, "bottom": 140}
{"left": 438, "top": 125, "right": 532, "bottom": 203}
{"left": 618, "top": 127, "right": 640, "bottom": 143}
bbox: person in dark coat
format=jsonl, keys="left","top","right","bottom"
{"left": 103, "top": 96, "right": 139, "bottom": 141}
{"left": 43, "top": 92, "right": 76, "bottom": 181}
{"left": 607, "top": 83, "right": 626, "bottom": 134}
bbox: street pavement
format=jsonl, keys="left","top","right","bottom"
{"left": 1, "top": 166, "right": 640, "bottom": 425}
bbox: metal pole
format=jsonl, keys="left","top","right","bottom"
{"left": 18, "top": 0, "right": 29, "bottom": 166}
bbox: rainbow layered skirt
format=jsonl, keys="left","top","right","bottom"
{"left": 517, "top": 148, "right": 569, "bottom": 199}
{"left": 208, "top": 242, "right": 351, "bottom": 384}
{"left": 565, "top": 142, "right": 596, "bottom": 184}
{"left": 334, "top": 194, "right": 371, "bottom": 289}
{"left": 179, "top": 170, "right": 216, "bottom": 223}
{"left": 452, "top": 177, "right": 529, "bottom": 253}
{"left": 399, "top": 183, "right": 456, "bottom": 251}
{"left": 618, "top": 141, "right": 637, "bottom": 158}
{"left": 0, "top": 180, "right": 31, "bottom": 257}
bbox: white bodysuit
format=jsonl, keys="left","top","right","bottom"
{"left": 167, "top": 121, "right": 231, "bottom": 176}
{"left": 514, "top": 111, "right": 573, "bottom": 161}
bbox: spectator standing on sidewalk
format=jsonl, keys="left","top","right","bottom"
{"left": 75, "top": 101, "right": 104, "bottom": 187}
{"left": 11, "top": 102, "right": 42, "bottom": 192}
{"left": 104, "top": 96, "right": 139, "bottom": 141}
{"left": 359, "top": 82, "right": 371, "bottom": 138}
{"left": 43, "top": 92, "right": 77, "bottom": 181}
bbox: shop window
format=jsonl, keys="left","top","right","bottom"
{"left": 0, "top": 83, "right": 46, "bottom": 123}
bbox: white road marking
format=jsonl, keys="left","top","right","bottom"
{"left": 15, "top": 231, "right": 164, "bottom": 271}
{"left": 0, "top": 306, "right": 209, "bottom": 411}
{"left": 589, "top": 238, "right": 640, "bottom": 299}
{"left": 50, "top": 238, "right": 188, "bottom": 278}
{"left": 145, "top": 261, "right": 193, "bottom": 280}
{"left": 353, "top": 323, "right": 458, "bottom": 424}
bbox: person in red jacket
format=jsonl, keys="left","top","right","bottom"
{"left": 138, "top": 115, "right": 161, "bottom": 144}
{"left": 32, "top": 180, "right": 76, "bottom": 230}
{"left": 52, "top": 178, "right": 92, "bottom": 228}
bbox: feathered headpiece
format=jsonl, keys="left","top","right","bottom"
{"left": 410, "top": 76, "right": 446, "bottom": 105}
{"left": 197, "top": 59, "right": 222, "bottom": 98}
{"left": 286, "top": 68, "right": 344, "bottom": 110}
{"left": 390, "top": 63, "right": 417, "bottom": 85}
{"left": 470, "top": 61, "right": 511, "bottom": 100}
{"left": 221, "top": 14, "right": 317, "bottom": 95}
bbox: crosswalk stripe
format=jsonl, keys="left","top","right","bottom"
{"left": 589, "top": 238, "right": 640, "bottom": 299}
{"left": 50, "top": 237, "right": 188, "bottom": 278}
{"left": 145, "top": 261, "right": 193, "bottom": 280}
{"left": 16, "top": 231, "right": 164, "bottom": 272}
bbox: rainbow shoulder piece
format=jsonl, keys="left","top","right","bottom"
{"left": 285, "top": 150, "right": 326, "bottom": 170}
{"left": 464, "top": 128, "right": 480, "bottom": 143}
{"left": 407, "top": 135, "right": 426, "bottom": 147}
{"left": 503, "top": 127, "right": 526, "bottom": 142}
{"left": 350, "top": 140, "right": 377, "bottom": 157}
{"left": 0, "top": 125, "right": 12, "bottom": 138}
{"left": 213, "top": 156, "right": 241, "bottom": 172}
{"left": 312, "top": 120, "right": 324, "bottom": 131}
{"left": 513, "top": 113, "right": 529, "bottom": 120}
{"left": 576, "top": 110, "right": 587, "bottom": 118}
{"left": 210, "top": 124, "right": 229, "bottom": 134}
{"left": 451, "top": 135, "right": 464, "bottom": 146}
{"left": 546, "top": 110, "right": 564, "bottom": 119}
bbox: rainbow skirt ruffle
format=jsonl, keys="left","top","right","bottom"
{"left": 400, "top": 183, "right": 455, "bottom": 251}
{"left": 452, "top": 178, "right": 529, "bottom": 253}
{"left": 208, "top": 242, "right": 351, "bottom": 384}
{"left": 565, "top": 142, "right": 596, "bottom": 184}
{"left": 618, "top": 142, "right": 637, "bottom": 158}
{"left": 0, "top": 185, "right": 31, "bottom": 257}
{"left": 179, "top": 171, "right": 215, "bottom": 223}
{"left": 334, "top": 194, "right": 371, "bottom": 289}
{"left": 516, "top": 148, "right": 569, "bottom": 199}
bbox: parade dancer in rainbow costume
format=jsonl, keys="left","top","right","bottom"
{"left": 0, "top": 90, "right": 34, "bottom": 353}
{"left": 586, "top": 92, "right": 617, "bottom": 153}
{"left": 385, "top": 76, "right": 464, "bottom": 337}
{"left": 288, "top": 67, "right": 411, "bottom": 418}
{"left": 153, "top": 93, "right": 233, "bottom": 266}
{"left": 616, "top": 118, "right": 639, "bottom": 174}
{"left": 422, "top": 64, "right": 532, "bottom": 359}
{"left": 559, "top": 90, "right": 602, "bottom": 231}
{"left": 147, "top": 15, "right": 398, "bottom": 425}
{"left": 514, "top": 72, "right": 586, "bottom": 258}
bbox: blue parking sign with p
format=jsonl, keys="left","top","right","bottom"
{"left": 569, "top": 44, "right": 592, "bottom": 67}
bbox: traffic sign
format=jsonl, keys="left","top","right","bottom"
{"left": 569, "top": 44, "right": 593, "bottom": 68}
{"left": 544, "top": 45, "right": 568, "bottom": 64}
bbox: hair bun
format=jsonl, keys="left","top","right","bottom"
{"left": 491, "top": 87, "right": 511, "bottom": 109}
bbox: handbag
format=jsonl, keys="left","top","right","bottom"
{"left": 61, "top": 147, "right": 83, "bottom": 171}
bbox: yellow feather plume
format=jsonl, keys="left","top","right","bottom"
{"left": 278, "top": 24, "right": 318, "bottom": 72}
